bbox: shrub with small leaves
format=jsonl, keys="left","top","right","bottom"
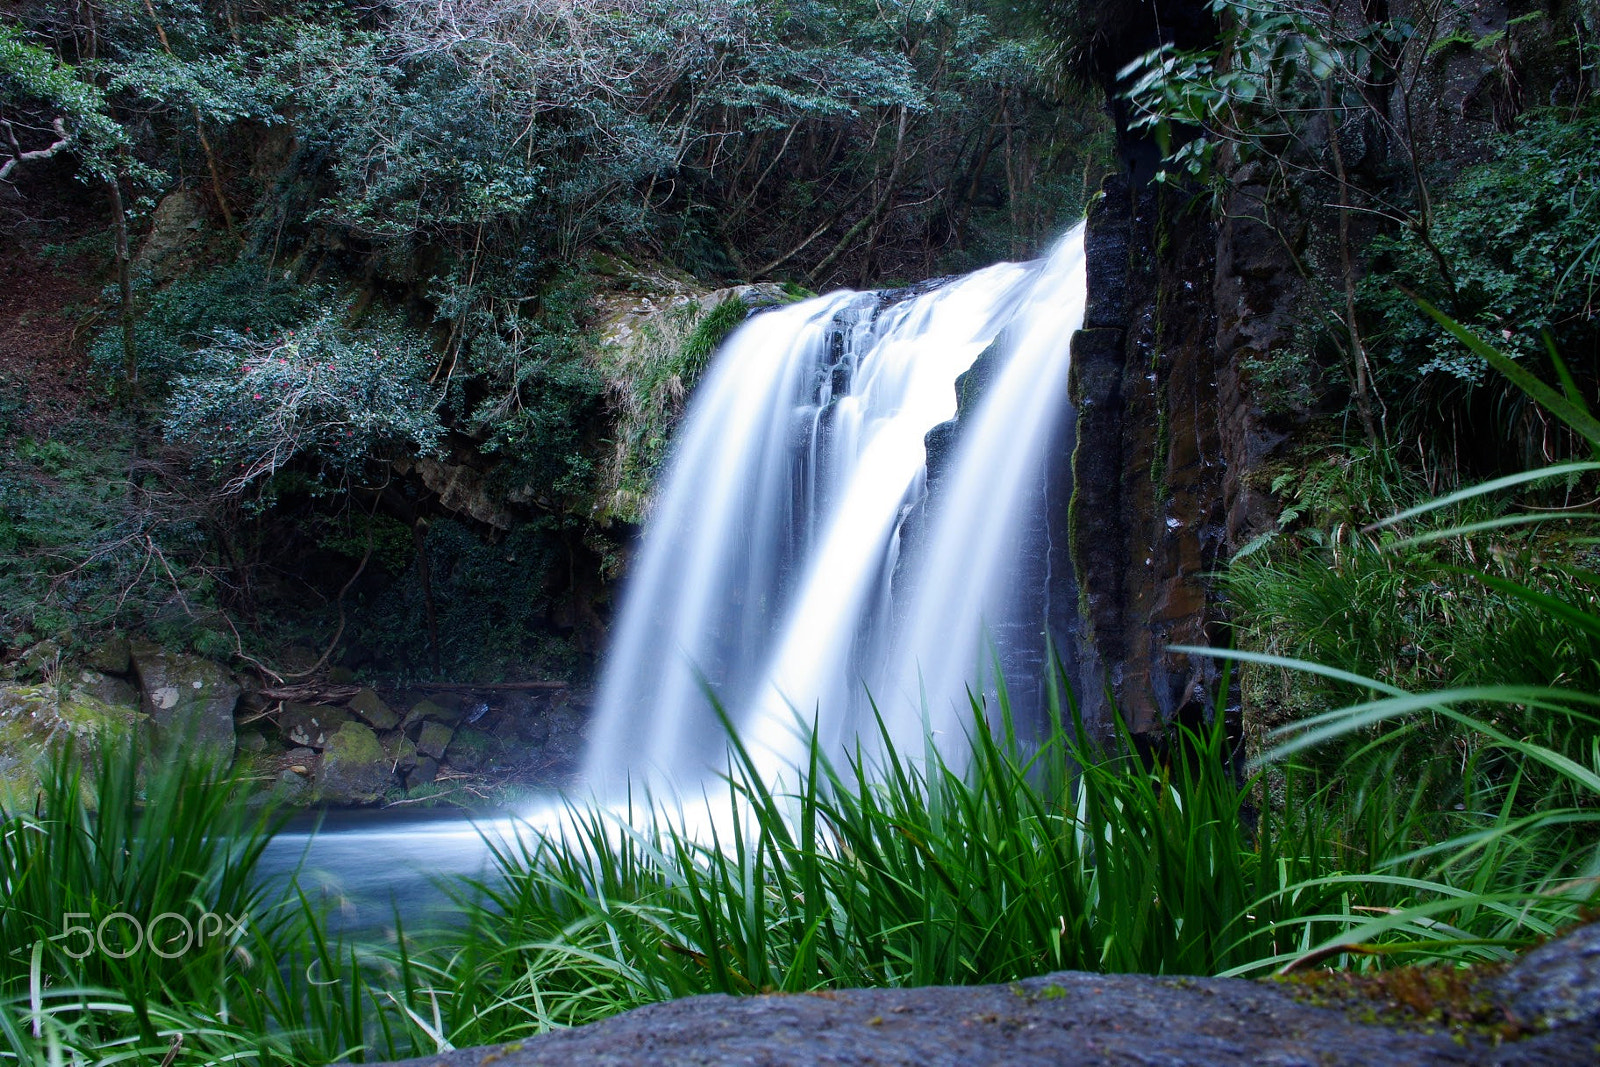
{"left": 164, "top": 310, "right": 445, "bottom": 495}
{"left": 88, "top": 261, "right": 319, "bottom": 392}
{"left": 1364, "top": 106, "right": 1600, "bottom": 383}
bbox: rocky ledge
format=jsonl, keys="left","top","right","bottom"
{"left": 378, "top": 924, "right": 1599, "bottom": 1067}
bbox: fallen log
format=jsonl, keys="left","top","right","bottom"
{"left": 410, "top": 680, "right": 569, "bottom": 692}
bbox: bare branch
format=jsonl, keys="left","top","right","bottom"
{"left": 0, "top": 118, "right": 73, "bottom": 183}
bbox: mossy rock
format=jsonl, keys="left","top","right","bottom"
{"left": 0, "top": 684, "right": 142, "bottom": 810}
{"left": 129, "top": 641, "right": 238, "bottom": 761}
{"left": 444, "top": 726, "right": 501, "bottom": 773}
{"left": 316, "top": 721, "right": 392, "bottom": 806}
{"left": 348, "top": 688, "right": 400, "bottom": 731}
{"left": 382, "top": 729, "right": 418, "bottom": 773}
{"left": 406, "top": 756, "right": 439, "bottom": 790}
{"left": 68, "top": 669, "right": 141, "bottom": 712}
{"left": 84, "top": 633, "right": 132, "bottom": 676}
{"left": 280, "top": 702, "right": 351, "bottom": 750}
{"left": 402, "top": 698, "right": 457, "bottom": 731}
{"left": 415, "top": 720, "right": 454, "bottom": 760}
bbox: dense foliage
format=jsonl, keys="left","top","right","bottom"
{"left": 3, "top": 634, "right": 1595, "bottom": 1063}
{"left": 1120, "top": 0, "right": 1598, "bottom": 458}
{"left": 166, "top": 310, "right": 445, "bottom": 494}
{"left": 0, "top": 0, "right": 1108, "bottom": 673}
{"left": 1362, "top": 106, "right": 1600, "bottom": 457}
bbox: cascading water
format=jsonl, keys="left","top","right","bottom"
{"left": 260, "top": 226, "right": 1087, "bottom": 924}
{"left": 584, "top": 225, "right": 1088, "bottom": 795}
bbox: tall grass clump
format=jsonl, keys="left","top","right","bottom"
{"left": 428, "top": 677, "right": 1361, "bottom": 1021}
{"left": 0, "top": 736, "right": 456, "bottom": 1066}
{"left": 11, "top": 689, "right": 1316, "bottom": 1062}
{"left": 1211, "top": 309, "right": 1600, "bottom": 972}
{"left": 3, "top": 663, "right": 1595, "bottom": 1062}
{"left": 1, "top": 736, "right": 280, "bottom": 1061}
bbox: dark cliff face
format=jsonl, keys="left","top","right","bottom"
{"left": 1068, "top": 175, "right": 1226, "bottom": 739}
{"left": 1067, "top": 0, "right": 1582, "bottom": 741}
{"left": 1061, "top": 0, "right": 1229, "bottom": 740}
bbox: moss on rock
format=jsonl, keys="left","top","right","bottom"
{"left": 0, "top": 683, "right": 142, "bottom": 810}
{"left": 316, "top": 720, "right": 392, "bottom": 806}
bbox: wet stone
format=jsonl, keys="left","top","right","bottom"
{"left": 84, "top": 633, "right": 132, "bottom": 676}
{"left": 130, "top": 642, "right": 237, "bottom": 760}
{"left": 279, "top": 702, "right": 351, "bottom": 750}
{"left": 316, "top": 721, "right": 392, "bottom": 806}
{"left": 349, "top": 688, "right": 400, "bottom": 731}
{"left": 70, "top": 670, "right": 141, "bottom": 711}
{"left": 416, "top": 721, "right": 454, "bottom": 761}
{"left": 1497, "top": 920, "right": 1600, "bottom": 1031}
{"left": 402, "top": 699, "right": 453, "bottom": 732}
{"left": 406, "top": 757, "right": 439, "bottom": 790}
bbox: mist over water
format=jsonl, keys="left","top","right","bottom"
{"left": 584, "top": 226, "right": 1088, "bottom": 796}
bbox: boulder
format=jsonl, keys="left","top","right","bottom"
{"left": 528, "top": 702, "right": 587, "bottom": 782}
{"left": 129, "top": 642, "right": 238, "bottom": 761}
{"left": 405, "top": 757, "right": 439, "bottom": 790}
{"left": 348, "top": 688, "right": 400, "bottom": 731}
{"left": 405, "top": 457, "right": 514, "bottom": 530}
{"left": 402, "top": 698, "right": 458, "bottom": 731}
{"left": 69, "top": 670, "right": 141, "bottom": 712}
{"left": 271, "top": 767, "right": 312, "bottom": 805}
{"left": 362, "top": 971, "right": 1472, "bottom": 1067}
{"left": 316, "top": 721, "right": 392, "bottom": 806}
{"left": 382, "top": 730, "right": 418, "bottom": 774}
{"left": 131, "top": 188, "right": 206, "bottom": 285}
{"left": 416, "top": 721, "right": 454, "bottom": 761}
{"left": 366, "top": 926, "right": 1600, "bottom": 1067}
{"left": 84, "top": 633, "right": 132, "bottom": 676}
{"left": 443, "top": 727, "right": 495, "bottom": 772}
{"left": 236, "top": 730, "right": 269, "bottom": 754}
{"left": 1497, "top": 920, "right": 1600, "bottom": 1032}
{"left": 0, "top": 684, "right": 141, "bottom": 809}
{"left": 279, "top": 702, "right": 351, "bottom": 750}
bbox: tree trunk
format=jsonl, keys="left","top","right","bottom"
{"left": 107, "top": 170, "right": 138, "bottom": 399}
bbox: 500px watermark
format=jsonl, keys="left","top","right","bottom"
{"left": 59, "top": 911, "right": 247, "bottom": 959}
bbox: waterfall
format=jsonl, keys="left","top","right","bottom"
{"left": 583, "top": 225, "right": 1088, "bottom": 795}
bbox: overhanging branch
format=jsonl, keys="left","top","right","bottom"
{"left": 0, "top": 118, "right": 72, "bottom": 183}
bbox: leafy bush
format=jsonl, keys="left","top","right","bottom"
{"left": 164, "top": 309, "right": 444, "bottom": 495}
{"left": 1365, "top": 107, "right": 1600, "bottom": 385}
{"left": 88, "top": 261, "right": 320, "bottom": 394}
{"left": 446, "top": 275, "right": 608, "bottom": 510}
{"left": 0, "top": 422, "right": 225, "bottom": 650}
{"left": 479, "top": 361, "right": 606, "bottom": 506}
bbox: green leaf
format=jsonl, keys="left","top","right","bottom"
{"left": 1412, "top": 294, "right": 1600, "bottom": 446}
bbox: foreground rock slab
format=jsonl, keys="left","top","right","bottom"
{"left": 377, "top": 965, "right": 1598, "bottom": 1067}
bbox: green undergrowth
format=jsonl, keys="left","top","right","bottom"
{"left": 0, "top": 417, "right": 232, "bottom": 656}
{"left": 4, "top": 650, "right": 1597, "bottom": 1064}
{"left": 1226, "top": 444, "right": 1600, "bottom": 782}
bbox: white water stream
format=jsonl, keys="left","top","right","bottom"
{"left": 585, "top": 225, "right": 1087, "bottom": 795}
{"left": 261, "top": 226, "right": 1088, "bottom": 910}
